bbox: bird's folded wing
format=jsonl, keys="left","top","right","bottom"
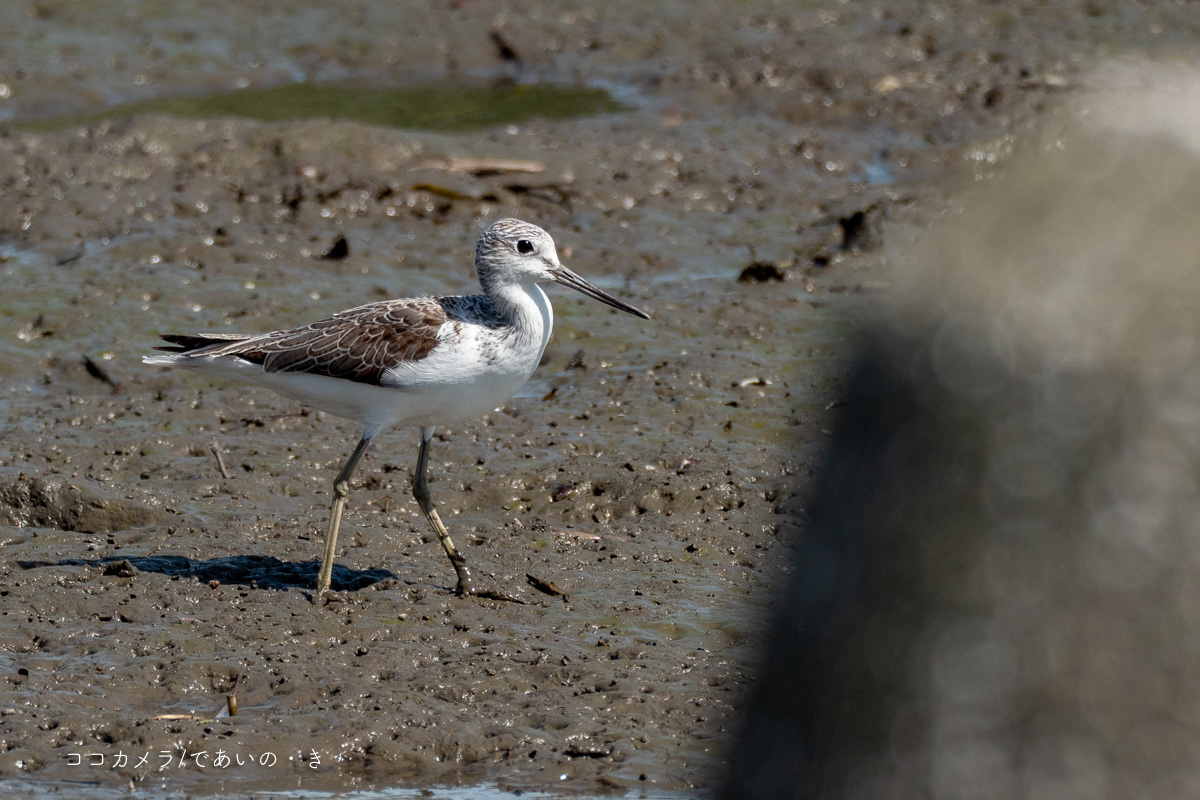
{"left": 163, "top": 299, "right": 447, "bottom": 385}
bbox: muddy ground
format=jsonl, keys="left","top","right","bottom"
{"left": 0, "top": 1, "right": 1195, "bottom": 797}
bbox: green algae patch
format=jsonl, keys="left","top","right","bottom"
{"left": 24, "top": 81, "right": 627, "bottom": 133}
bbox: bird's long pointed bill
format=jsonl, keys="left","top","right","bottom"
{"left": 552, "top": 266, "right": 651, "bottom": 320}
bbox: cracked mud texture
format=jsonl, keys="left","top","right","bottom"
{"left": 1, "top": 0, "right": 1195, "bottom": 796}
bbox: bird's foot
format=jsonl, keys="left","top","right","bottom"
{"left": 454, "top": 575, "right": 524, "bottom": 604}
{"left": 469, "top": 586, "right": 526, "bottom": 603}
{"left": 310, "top": 585, "right": 341, "bottom": 607}
{"left": 472, "top": 586, "right": 526, "bottom": 603}
{"left": 445, "top": 555, "right": 524, "bottom": 602}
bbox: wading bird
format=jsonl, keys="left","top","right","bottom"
{"left": 144, "top": 219, "right": 649, "bottom": 600}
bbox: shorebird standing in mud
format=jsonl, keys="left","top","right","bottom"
{"left": 144, "top": 218, "right": 650, "bottom": 601}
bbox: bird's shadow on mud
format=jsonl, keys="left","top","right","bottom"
{"left": 16, "top": 553, "right": 397, "bottom": 593}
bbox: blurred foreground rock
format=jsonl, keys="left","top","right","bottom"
{"left": 726, "top": 67, "right": 1200, "bottom": 800}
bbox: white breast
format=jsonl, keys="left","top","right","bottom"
{"left": 377, "top": 283, "right": 554, "bottom": 428}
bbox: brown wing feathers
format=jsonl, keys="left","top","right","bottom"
{"left": 156, "top": 300, "right": 447, "bottom": 385}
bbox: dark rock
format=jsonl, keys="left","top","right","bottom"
{"left": 737, "top": 262, "right": 786, "bottom": 283}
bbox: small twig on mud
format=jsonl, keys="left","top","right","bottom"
{"left": 411, "top": 182, "right": 478, "bottom": 201}
{"left": 554, "top": 529, "right": 602, "bottom": 542}
{"left": 526, "top": 573, "right": 567, "bottom": 598}
{"left": 83, "top": 354, "right": 122, "bottom": 394}
{"left": 354, "top": 494, "right": 392, "bottom": 513}
{"left": 474, "top": 587, "right": 528, "bottom": 604}
{"left": 210, "top": 435, "right": 230, "bottom": 480}
{"left": 489, "top": 29, "right": 523, "bottom": 70}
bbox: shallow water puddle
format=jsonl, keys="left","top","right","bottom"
{"left": 23, "top": 82, "right": 627, "bottom": 132}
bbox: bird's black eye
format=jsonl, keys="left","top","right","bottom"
{"left": 516, "top": 239, "right": 534, "bottom": 255}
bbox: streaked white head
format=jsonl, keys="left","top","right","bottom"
{"left": 475, "top": 218, "right": 650, "bottom": 319}
{"left": 475, "top": 218, "right": 560, "bottom": 286}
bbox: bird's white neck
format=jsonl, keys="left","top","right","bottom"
{"left": 488, "top": 281, "right": 553, "bottom": 357}
{"left": 530, "top": 283, "right": 553, "bottom": 359}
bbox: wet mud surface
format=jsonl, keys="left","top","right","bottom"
{"left": 0, "top": 1, "right": 1194, "bottom": 796}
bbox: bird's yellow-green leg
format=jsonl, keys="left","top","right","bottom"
{"left": 315, "top": 433, "right": 373, "bottom": 599}
{"left": 413, "top": 426, "right": 475, "bottom": 595}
